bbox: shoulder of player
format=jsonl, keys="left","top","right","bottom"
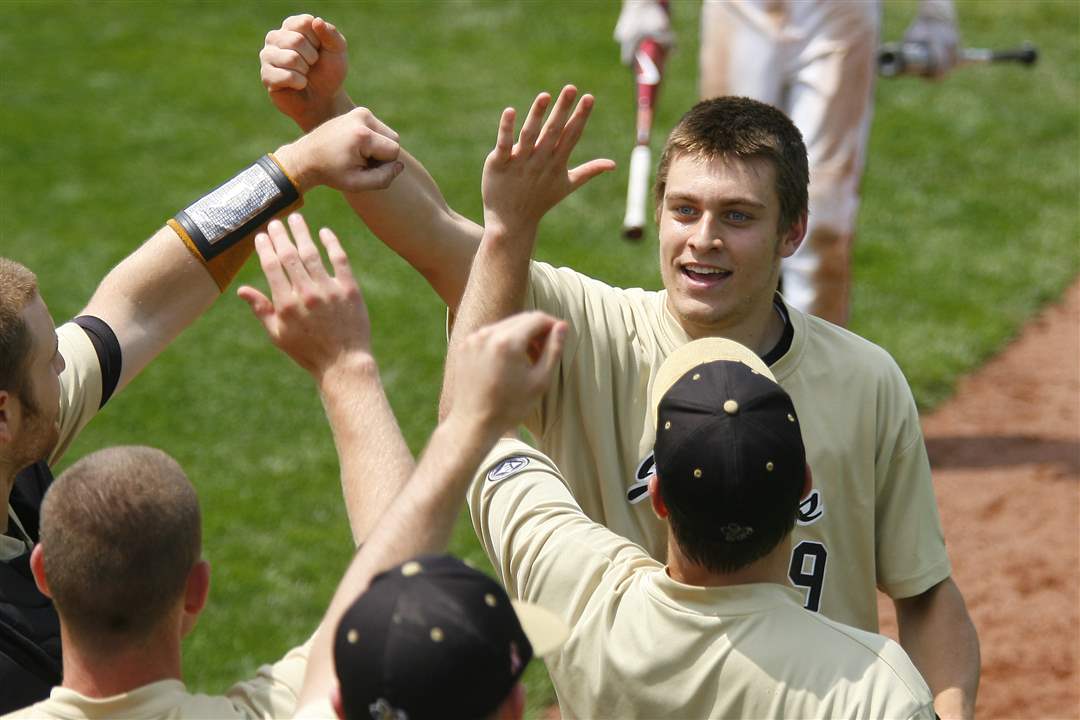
{"left": 801, "top": 610, "right": 931, "bottom": 694}
{"left": 789, "top": 304, "right": 909, "bottom": 383}
{"left": 531, "top": 260, "right": 660, "bottom": 307}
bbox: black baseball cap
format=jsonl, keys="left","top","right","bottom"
{"left": 333, "top": 554, "right": 568, "bottom": 720}
{"left": 651, "top": 338, "right": 806, "bottom": 543}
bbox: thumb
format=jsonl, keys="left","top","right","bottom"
{"left": 568, "top": 159, "right": 617, "bottom": 192}
{"left": 531, "top": 320, "right": 567, "bottom": 387}
{"left": 237, "top": 285, "right": 274, "bottom": 322}
{"left": 313, "top": 17, "right": 348, "bottom": 53}
{"left": 346, "top": 160, "right": 404, "bottom": 192}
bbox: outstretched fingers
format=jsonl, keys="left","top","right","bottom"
{"left": 318, "top": 227, "right": 361, "bottom": 297}
{"left": 535, "top": 85, "right": 578, "bottom": 151}
{"left": 490, "top": 107, "right": 517, "bottom": 164}
{"left": 516, "top": 93, "right": 552, "bottom": 155}
{"left": 288, "top": 214, "right": 330, "bottom": 284}
{"left": 555, "top": 93, "right": 595, "bottom": 159}
{"left": 568, "top": 158, "right": 617, "bottom": 192}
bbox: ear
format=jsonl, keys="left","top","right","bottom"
{"left": 648, "top": 475, "right": 669, "bottom": 519}
{"left": 0, "top": 390, "right": 14, "bottom": 445}
{"left": 802, "top": 464, "right": 813, "bottom": 501}
{"left": 778, "top": 211, "right": 808, "bottom": 258}
{"left": 493, "top": 681, "right": 526, "bottom": 720}
{"left": 30, "top": 544, "right": 51, "bottom": 598}
{"left": 331, "top": 682, "right": 345, "bottom": 720}
{"left": 180, "top": 559, "right": 211, "bottom": 637}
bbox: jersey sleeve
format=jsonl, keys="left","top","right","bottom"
{"left": 467, "top": 438, "right": 655, "bottom": 625}
{"left": 521, "top": 262, "right": 582, "bottom": 438}
{"left": 46, "top": 322, "right": 109, "bottom": 466}
{"left": 224, "top": 637, "right": 311, "bottom": 719}
{"left": 874, "top": 363, "right": 952, "bottom": 599}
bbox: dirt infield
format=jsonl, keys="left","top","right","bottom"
{"left": 877, "top": 279, "right": 1080, "bottom": 719}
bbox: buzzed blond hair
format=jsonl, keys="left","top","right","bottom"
{"left": 40, "top": 445, "right": 202, "bottom": 649}
{"left": 0, "top": 258, "right": 39, "bottom": 398}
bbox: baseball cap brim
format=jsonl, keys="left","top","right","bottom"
{"left": 511, "top": 600, "right": 569, "bottom": 656}
{"left": 651, "top": 338, "right": 775, "bottom": 419}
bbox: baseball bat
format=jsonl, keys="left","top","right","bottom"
{"left": 878, "top": 42, "right": 1038, "bottom": 78}
{"left": 622, "top": 31, "right": 668, "bottom": 240}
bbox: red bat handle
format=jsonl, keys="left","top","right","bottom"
{"left": 634, "top": 38, "right": 667, "bottom": 144}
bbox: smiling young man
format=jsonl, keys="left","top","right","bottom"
{"left": 261, "top": 20, "right": 980, "bottom": 716}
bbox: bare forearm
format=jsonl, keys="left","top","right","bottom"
{"left": 439, "top": 225, "right": 537, "bottom": 420}
{"left": 81, "top": 226, "right": 219, "bottom": 394}
{"left": 318, "top": 356, "right": 415, "bottom": 545}
{"left": 341, "top": 148, "right": 481, "bottom": 310}
{"left": 298, "top": 410, "right": 499, "bottom": 708}
{"left": 294, "top": 94, "right": 481, "bottom": 308}
{"left": 896, "top": 578, "right": 981, "bottom": 719}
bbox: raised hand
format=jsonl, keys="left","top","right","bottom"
{"left": 237, "top": 214, "right": 371, "bottom": 379}
{"left": 273, "top": 107, "right": 404, "bottom": 194}
{"left": 482, "top": 85, "right": 616, "bottom": 237}
{"left": 445, "top": 311, "right": 567, "bottom": 434}
{"left": 261, "top": 14, "right": 352, "bottom": 132}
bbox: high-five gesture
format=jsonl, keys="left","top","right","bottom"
{"left": 482, "top": 85, "right": 615, "bottom": 237}
{"left": 260, "top": 14, "right": 352, "bottom": 132}
{"left": 237, "top": 214, "right": 371, "bottom": 380}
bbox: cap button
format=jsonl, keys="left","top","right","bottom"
{"left": 401, "top": 561, "right": 422, "bottom": 577}
{"left": 693, "top": 468, "right": 703, "bottom": 479}
{"left": 723, "top": 399, "right": 739, "bottom": 415}
{"left": 766, "top": 461, "right": 775, "bottom": 472}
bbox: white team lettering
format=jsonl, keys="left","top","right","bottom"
{"left": 796, "top": 489, "right": 825, "bottom": 525}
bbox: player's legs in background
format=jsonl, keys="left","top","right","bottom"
{"left": 781, "top": 2, "right": 879, "bottom": 327}
{"left": 699, "top": 0, "right": 785, "bottom": 104}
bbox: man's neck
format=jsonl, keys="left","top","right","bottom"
{"left": 666, "top": 531, "right": 792, "bottom": 588}
{"left": 60, "top": 624, "right": 183, "bottom": 698}
{"left": 674, "top": 295, "right": 786, "bottom": 358}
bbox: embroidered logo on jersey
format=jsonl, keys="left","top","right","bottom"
{"left": 796, "top": 489, "right": 825, "bottom": 525}
{"left": 626, "top": 451, "right": 656, "bottom": 504}
{"left": 487, "top": 456, "right": 530, "bottom": 483}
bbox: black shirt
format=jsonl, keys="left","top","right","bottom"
{"left": 0, "top": 316, "right": 121, "bottom": 713}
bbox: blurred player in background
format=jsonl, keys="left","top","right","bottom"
{"left": 615, "top": 0, "right": 960, "bottom": 325}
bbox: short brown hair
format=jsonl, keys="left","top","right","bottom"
{"left": 0, "top": 258, "right": 39, "bottom": 401}
{"left": 40, "top": 446, "right": 202, "bottom": 648}
{"left": 654, "top": 97, "right": 809, "bottom": 232}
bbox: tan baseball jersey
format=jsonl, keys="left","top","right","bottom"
{"left": 523, "top": 260, "right": 950, "bottom": 631}
{"left": 470, "top": 439, "right": 936, "bottom": 720}
{"left": 2, "top": 641, "right": 309, "bottom": 720}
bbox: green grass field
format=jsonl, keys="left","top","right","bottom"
{"left": 2, "top": 1, "right": 1077, "bottom": 715}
